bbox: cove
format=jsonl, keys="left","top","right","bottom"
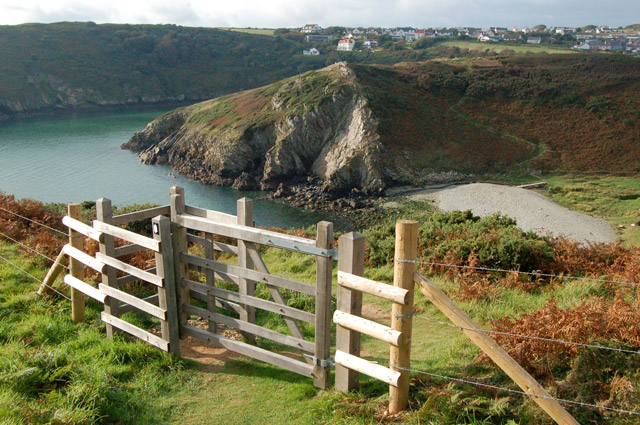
{"left": 0, "top": 108, "right": 338, "bottom": 229}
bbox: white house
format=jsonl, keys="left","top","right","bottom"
{"left": 303, "top": 48, "right": 320, "bottom": 55}
{"left": 363, "top": 39, "right": 378, "bottom": 49}
{"left": 527, "top": 36, "right": 542, "bottom": 44}
{"left": 301, "top": 24, "right": 322, "bottom": 34}
{"left": 337, "top": 38, "right": 355, "bottom": 51}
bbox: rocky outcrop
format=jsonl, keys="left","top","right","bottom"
{"left": 123, "top": 63, "right": 388, "bottom": 195}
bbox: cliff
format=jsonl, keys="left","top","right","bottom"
{"left": 124, "top": 55, "right": 640, "bottom": 196}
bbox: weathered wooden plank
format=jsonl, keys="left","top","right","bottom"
{"left": 415, "top": 272, "right": 580, "bottom": 425}
{"left": 92, "top": 220, "right": 160, "bottom": 252}
{"left": 333, "top": 310, "right": 402, "bottom": 346}
{"left": 334, "top": 350, "right": 401, "bottom": 387}
{"left": 181, "top": 253, "right": 315, "bottom": 295}
{"left": 119, "top": 294, "right": 159, "bottom": 315}
{"left": 170, "top": 187, "right": 190, "bottom": 328}
{"left": 97, "top": 198, "right": 119, "bottom": 338}
{"left": 99, "top": 284, "right": 166, "bottom": 320}
{"left": 314, "top": 221, "right": 333, "bottom": 389}
{"left": 184, "top": 204, "right": 237, "bottom": 224}
{"left": 114, "top": 243, "right": 147, "bottom": 258}
{"left": 203, "top": 232, "right": 217, "bottom": 333}
{"left": 189, "top": 289, "right": 242, "bottom": 314}
{"left": 64, "top": 275, "right": 106, "bottom": 303}
{"left": 177, "top": 214, "right": 325, "bottom": 256}
{"left": 154, "top": 215, "right": 181, "bottom": 356}
{"left": 95, "top": 252, "right": 163, "bottom": 287}
{"left": 183, "top": 304, "right": 315, "bottom": 353}
{"left": 62, "top": 244, "right": 106, "bottom": 274}
{"left": 335, "top": 232, "right": 366, "bottom": 392}
{"left": 181, "top": 324, "right": 314, "bottom": 378}
{"left": 338, "top": 271, "right": 409, "bottom": 305}
{"left": 237, "top": 198, "right": 256, "bottom": 344}
{"left": 246, "top": 244, "right": 307, "bottom": 345}
{"left": 101, "top": 312, "right": 169, "bottom": 351}
{"left": 38, "top": 250, "right": 69, "bottom": 295}
{"left": 116, "top": 268, "right": 157, "bottom": 286}
{"left": 62, "top": 216, "right": 104, "bottom": 242}
{"left": 182, "top": 278, "right": 315, "bottom": 323}
{"left": 68, "top": 204, "right": 85, "bottom": 323}
{"left": 111, "top": 205, "right": 171, "bottom": 226}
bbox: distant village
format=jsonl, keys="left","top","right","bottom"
{"left": 296, "top": 23, "right": 640, "bottom": 55}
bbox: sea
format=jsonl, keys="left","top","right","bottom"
{"left": 0, "top": 108, "right": 336, "bottom": 229}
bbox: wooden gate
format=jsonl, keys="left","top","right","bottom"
{"left": 47, "top": 201, "right": 181, "bottom": 355}
{"left": 169, "top": 186, "right": 335, "bottom": 389}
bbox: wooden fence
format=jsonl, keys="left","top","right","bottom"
{"left": 39, "top": 187, "right": 580, "bottom": 422}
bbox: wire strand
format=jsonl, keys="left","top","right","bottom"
{"left": 408, "top": 313, "right": 640, "bottom": 355}
{"left": 397, "top": 259, "right": 640, "bottom": 288}
{"left": 0, "top": 252, "right": 72, "bottom": 301}
{"left": 0, "top": 231, "right": 69, "bottom": 270}
{"left": 390, "top": 364, "right": 640, "bottom": 416}
{"left": 0, "top": 206, "right": 68, "bottom": 237}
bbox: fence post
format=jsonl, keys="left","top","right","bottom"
{"left": 170, "top": 186, "right": 189, "bottom": 328}
{"left": 96, "top": 198, "right": 118, "bottom": 336}
{"left": 389, "top": 220, "right": 418, "bottom": 414}
{"left": 204, "top": 232, "right": 217, "bottom": 333}
{"left": 68, "top": 203, "right": 85, "bottom": 324}
{"left": 335, "top": 232, "right": 366, "bottom": 392}
{"left": 153, "top": 215, "right": 181, "bottom": 356}
{"left": 314, "top": 221, "right": 334, "bottom": 389}
{"left": 237, "top": 198, "right": 256, "bottom": 344}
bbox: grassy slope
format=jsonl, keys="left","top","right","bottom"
{"left": 171, "top": 53, "right": 640, "bottom": 183}
{"left": 439, "top": 40, "right": 577, "bottom": 54}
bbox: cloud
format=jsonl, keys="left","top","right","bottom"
{"left": 0, "top": 0, "right": 638, "bottom": 28}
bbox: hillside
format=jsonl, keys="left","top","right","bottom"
{"left": 124, "top": 54, "right": 640, "bottom": 196}
{"left": 0, "top": 22, "right": 447, "bottom": 120}
{"left": 0, "top": 22, "right": 322, "bottom": 119}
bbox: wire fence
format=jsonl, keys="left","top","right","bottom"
{"left": 389, "top": 363, "right": 640, "bottom": 417}
{"left": 0, "top": 251, "right": 72, "bottom": 301}
{"left": 398, "top": 312, "right": 640, "bottom": 356}
{"left": 396, "top": 258, "right": 640, "bottom": 288}
{"left": 0, "top": 230, "right": 69, "bottom": 270}
{"left": 0, "top": 206, "right": 68, "bottom": 237}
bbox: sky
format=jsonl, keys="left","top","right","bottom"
{"left": 0, "top": 0, "right": 638, "bottom": 29}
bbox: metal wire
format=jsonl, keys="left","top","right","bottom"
{"left": 0, "top": 231, "right": 69, "bottom": 270}
{"left": 406, "top": 313, "right": 640, "bottom": 356}
{"left": 0, "top": 252, "right": 72, "bottom": 301}
{"left": 0, "top": 206, "right": 68, "bottom": 237}
{"left": 390, "top": 364, "right": 640, "bottom": 416}
{"left": 396, "top": 258, "right": 640, "bottom": 287}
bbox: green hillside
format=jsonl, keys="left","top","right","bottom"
{"left": 125, "top": 54, "right": 640, "bottom": 197}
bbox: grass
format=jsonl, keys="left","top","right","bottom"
{"left": 543, "top": 174, "right": 640, "bottom": 245}
{"left": 439, "top": 40, "right": 578, "bottom": 54}
{"left": 220, "top": 28, "right": 276, "bottom": 36}
{"left": 2, "top": 196, "right": 640, "bottom": 424}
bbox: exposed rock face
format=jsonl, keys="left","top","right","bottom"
{"left": 123, "top": 63, "right": 387, "bottom": 195}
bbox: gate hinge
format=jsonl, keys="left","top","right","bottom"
{"left": 305, "top": 354, "right": 335, "bottom": 368}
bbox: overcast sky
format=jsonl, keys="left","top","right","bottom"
{"left": 0, "top": 0, "right": 638, "bottom": 29}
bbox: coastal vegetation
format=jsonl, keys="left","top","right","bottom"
{"left": 1, "top": 192, "right": 640, "bottom": 424}
{"left": 124, "top": 54, "right": 640, "bottom": 202}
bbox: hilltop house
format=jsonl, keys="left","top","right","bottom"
{"left": 303, "top": 48, "right": 320, "bottom": 55}
{"left": 337, "top": 38, "right": 355, "bottom": 51}
{"left": 527, "top": 36, "right": 542, "bottom": 44}
{"left": 363, "top": 39, "right": 378, "bottom": 49}
{"left": 301, "top": 24, "right": 322, "bottom": 34}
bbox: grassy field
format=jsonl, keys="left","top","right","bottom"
{"left": 439, "top": 40, "right": 578, "bottom": 54}
{"left": 2, "top": 196, "right": 640, "bottom": 424}
{"left": 543, "top": 174, "right": 640, "bottom": 245}
{"left": 220, "top": 28, "right": 276, "bottom": 36}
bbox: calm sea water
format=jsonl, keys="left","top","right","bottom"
{"left": 0, "top": 109, "right": 336, "bottom": 228}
